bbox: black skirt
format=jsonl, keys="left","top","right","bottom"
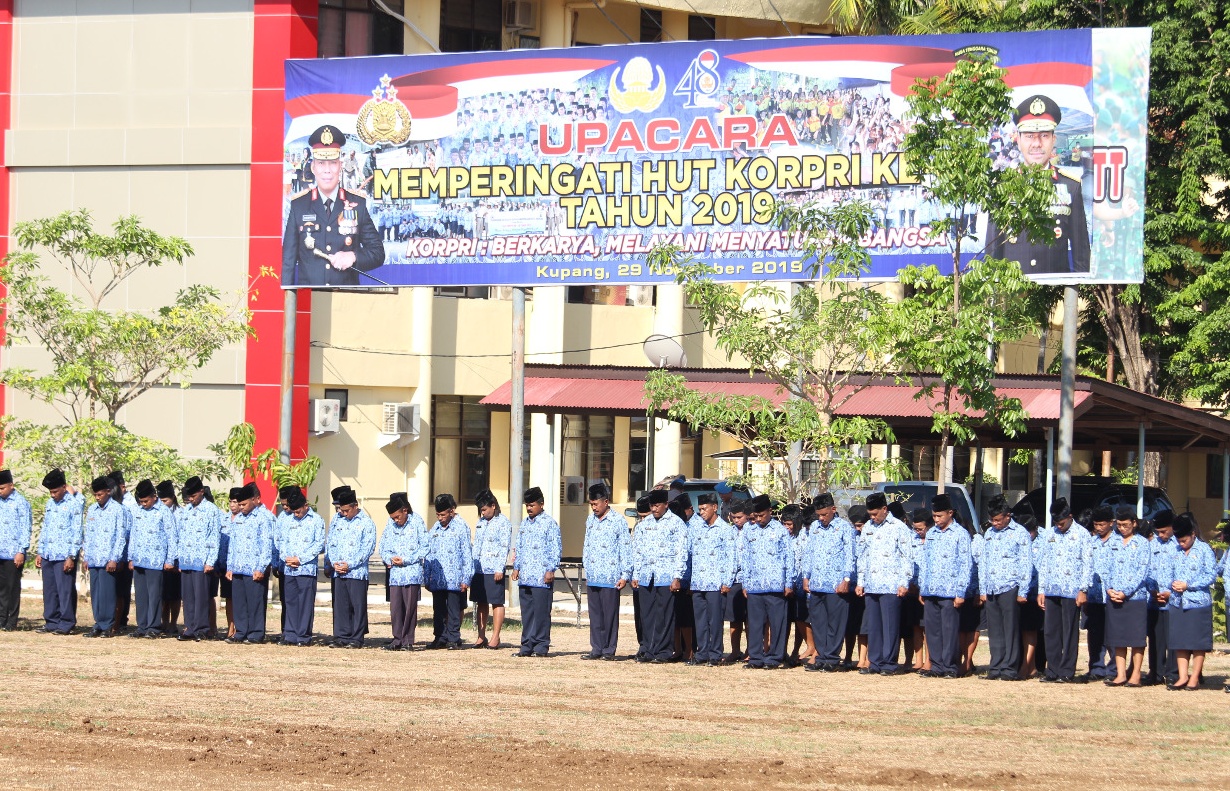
{"left": 1167, "top": 606, "right": 1213, "bottom": 652}
{"left": 899, "top": 594, "right": 924, "bottom": 635}
{"left": 674, "top": 589, "right": 695, "bottom": 628}
{"left": 844, "top": 592, "right": 864, "bottom": 637}
{"left": 788, "top": 590, "right": 809, "bottom": 622}
{"left": 161, "top": 568, "right": 182, "bottom": 602}
{"left": 724, "top": 583, "right": 748, "bottom": 623}
{"left": 958, "top": 598, "right": 982, "bottom": 632}
{"left": 1105, "top": 598, "right": 1148, "bottom": 649}
{"left": 469, "top": 572, "right": 506, "bottom": 607}
{"left": 1019, "top": 596, "right": 1044, "bottom": 632}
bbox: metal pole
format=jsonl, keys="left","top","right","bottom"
{"left": 1044, "top": 427, "right": 1054, "bottom": 530}
{"left": 1222, "top": 449, "right": 1229, "bottom": 520}
{"left": 646, "top": 416, "right": 657, "bottom": 490}
{"left": 1056, "top": 286, "right": 1078, "bottom": 501}
{"left": 510, "top": 287, "right": 526, "bottom": 530}
{"left": 973, "top": 442, "right": 984, "bottom": 526}
{"left": 1136, "top": 421, "right": 1145, "bottom": 518}
{"left": 278, "top": 288, "right": 297, "bottom": 465}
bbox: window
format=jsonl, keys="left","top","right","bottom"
{"left": 432, "top": 396, "right": 490, "bottom": 501}
{"left": 640, "top": 9, "right": 663, "bottom": 43}
{"left": 440, "top": 0, "right": 502, "bottom": 53}
{"left": 562, "top": 414, "right": 615, "bottom": 491}
{"left": 318, "top": 0, "right": 405, "bottom": 58}
{"left": 1208, "top": 453, "right": 1227, "bottom": 500}
{"left": 323, "top": 388, "right": 349, "bottom": 422}
{"left": 629, "top": 416, "right": 648, "bottom": 498}
{"left": 688, "top": 14, "right": 716, "bottom": 40}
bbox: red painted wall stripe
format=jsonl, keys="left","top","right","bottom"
{"left": 0, "top": 1, "right": 14, "bottom": 465}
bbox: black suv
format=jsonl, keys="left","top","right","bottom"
{"left": 1012, "top": 477, "right": 1174, "bottom": 523}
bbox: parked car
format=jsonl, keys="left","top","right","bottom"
{"left": 1011, "top": 477, "right": 1174, "bottom": 523}
{"left": 625, "top": 477, "right": 757, "bottom": 518}
{"left": 831, "top": 481, "right": 980, "bottom": 533}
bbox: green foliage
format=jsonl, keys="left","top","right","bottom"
{"left": 219, "top": 422, "right": 322, "bottom": 491}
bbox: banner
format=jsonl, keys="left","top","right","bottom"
{"left": 280, "top": 28, "right": 1149, "bottom": 289}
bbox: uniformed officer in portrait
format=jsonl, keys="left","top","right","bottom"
{"left": 986, "top": 95, "right": 1091, "bottom": 276}
{"left": 281, "top": 124, "right": 385, "bottom": 287}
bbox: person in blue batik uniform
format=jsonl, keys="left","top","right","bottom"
{"left": 127, "top": 479, "right": 178, "bottom": 638}
{"left": 902, "top": 508, "right": 930, "bottom": 673}
{"left": 1158, "top": 514, "right": 1216, "bottom": 691}
{"left": 631, "top": 489, "right": 687, "bottom": 663}
{"left": 582, "top": 483, "right": 631, "bottom": 661}
{"left": 425, "top": 493, "right": 471, "bottom": 649}
{"left": 513, "top": 486, "right": 562, "bottom": 658}
{"left": 225, "top": 483, "right": 274, "bottom": 644}
{"left": 174, "top": 476, "right": 221, "bottom": 641}
{"left": 0, "top": 469, "right": 32, "bottom": 631}
{"left": 723, "top": 500, "right": 751, "bottom": 664}
{"left": 1144, "top": 509, "right": 1179, "bottom": 685}
{"left": 380, "top": 493, "right": 428, "bottom": 650}
{"left": 107, "top": 470, "right": 137, "bottom": 634}
{"left": 471, "top": 489, "right": 513, "bottom": 649}
{"left": 856, "top": 492, "right": 913, "bottom": 676}
{"left": 36, "top": 469, "right": 82, "bottom": 635}
{"left": 326, "top": 485, "right": 376, "bottom": 648}
{"left": 802, "top": 493, "right": 855, "bottom": 672}
{"left": 919, "top": 494, "right": 972, "bottom": 679}
{"left": 738, "top": 494, "right": 793, "bottom": 670}
{"left": 1036, "top": 498, "right": 1093, "bottom": 683}
{"left": 781, "top": 503, "right": 815, "bottom": 667}
{"left": 978, "top": 495, "right": 1032, "bottom": 681}
{"left": 687, "top": 493, "right": 736, "bottom": 666}
{"left": 668, "top": 497, "right": 699, "bottom": 662}
{"left": 156, "top": 481, "right": 184, "bottom": 636}
{"left": 1083, "top": 505, "right": 1117, "bottom": 680}
{"left": 1103, "top": 506, "right": 1151, "bottom": 687}
{"left": 83, "top": 476, "right": 128, "bottom": 638}
{"left": 277, "top": 488, "right": 324, "bottom": 646}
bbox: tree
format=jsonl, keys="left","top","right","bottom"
{"left": 644, "top": 201, "right": 908, "bottom": 503}
{"left": 894, "top": 53, "right": 1056, "bottom": 489}
{"left": 219, "top": 422, "right": 322, "bottom": 492}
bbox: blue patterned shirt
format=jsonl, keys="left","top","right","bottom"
{"left": 279, "top": 509, "right": 325, "bottom": 578}
{"left": 226, "top": 508, "right": 274, "bottom": 577}
{"left": 1036, "top": 523, "right": 1093, "bottom": 599}
{"left": 379, "top": 512, "right": 429, "bottom": 586}
{"left": 1146, "top": 535, "right": 1179, "bottom": 609}
{"left": 83, "top": 498, "right": 129, "bottom": 568}
{"left": 1157, "top": 539, "right": 1216, "bottom": 611}
{"left": 803, "top": 516, "right": 855, "bottom": 594}
{"left": 687, "top": 517, "right": 738, "bottom": 592}
{"left": 1103, "top": 533, "right": 1150, "bottom": 602}
{"left": 128, "top": 503, "right": 178, "bottom": 570}
{"left": 426, "top": 516, "right": 473, "bottom": 591}
{"left": 582, "top": 507, "right": 632, "bottom": 588}
{"left": 515, "top": 511, "right": 562, "bottom": 588}
{"left": 1088, "top": 531, "right": 1115, "bottom": 602}
{"left": 857, "top": 515, "right": 914, "bottom": 595}
{"left": 473, "top": 513, "right": 513, "bottom": 575}
{"left": 737, "top": 519, "right": 793, "bottom": 594}
{"left": 326, "top": 509, "right": 376, "bottom": 581}
{"left": 39, "top": 492, "right": 84, "bottom": 562}
{"left": 979, "top": 520, "right": 1032, "bottom": 597}
{"left": 0, "top": 490, "right": 32, "bottom": 559}
{"left": 631, "top": 511, "right": 687, "bottom": 587}
{"left": 919, "top": 524, "right": 972, "bottom": 599}
{"left": 176, "top": 500, "right": 222, "bottom": 572}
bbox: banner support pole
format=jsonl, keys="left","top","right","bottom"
{"left": 278, "top": 288, "right": 297, "bottom": 467}
{"left": 1056, "top": 285, "right": 1077, "bottom": 502}
{"left": 510, "top": 287, "right": 526, "bottom": 532}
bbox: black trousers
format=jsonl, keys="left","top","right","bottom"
{"left": 808, "top": 591, "right": 850, "bottom": 665}
{"left": 283, "top": 574, "right": 317, "bottom": 644}
{"left": 431, "top": 588, "right": 465, "bottom": 644}
{"left": 985, "top": 588, "right": 1021, "bottom": 676}
{"left": 864, "top": 593, "right": 902, "bottom": 672}
{"left": 631, "top": 586, "right": 643, "bottom": 645}
{"left": 587, "top": 586, "right": 620, "bottom": 657}
{"left": 180, "top": 570, "right": 211, "bottom": 638}
{"left": 639, "top": 585, "right": 676, "bottom": 661}
{"left": 1043, "top": 596, "right": 1081, "bottom": 679}
{"left": 113, "top": 563, "right": 133, "bottom": 630}
{"left": 1146, "top": 607, "right": 1177, "bottom": 682}
{"left": 333, "top": 577, "right": 368, "bottom": 646}
{"left": 133, "top": 567, "right": 164, "bottom": 634}
{"left": 747, "top": 592, "right": 788, "bottom": 667}
{"left": 923, "top": 596, "right": 960, "bottom": 675}
{"left": 89, "top": 567, "right": 118, "bottom": 632}
{"left": 231, "top": 574, "right": 268, "bottom": 642}
{"left": 692, "top": 590, "right": 725, "bottom": 663}
{"left": 519, "top": 585, "right": 553, "bottom": 654}
{"left": 1083, "top": 601, "right": 1111, "bottom": 678}
{"left": 41, "top": 559, "right": 77, "bottom": 633}
{"left": 389, "top": 584, "right": 420, "bottom": 648}
{"left": 0, "top": 558, "right": 23, "bottom": 629}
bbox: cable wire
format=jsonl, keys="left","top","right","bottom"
{"left": 311, "top": 329, "right": 709, "bottom": 359}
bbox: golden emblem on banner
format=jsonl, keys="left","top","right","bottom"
{"left": 1029, "top": 97, "right": 1046, "bottom": 116}
{"left": 356, "top": 74, "right": 413, "bottom": 146}
{"left": 609, "top": 57, "right": 666, "bottom": 114}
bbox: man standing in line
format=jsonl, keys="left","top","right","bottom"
{"left": 1145, "top": 509, "right": 1178, "bottom": 685}
{"left": 0, "top": 469, "right": 32, "bottom": 631}
{"left": 918, "top": 493, "right": 972, "bottom": 678}
{"left": 326, "top": 485, "right": 376, "bottom": 648}
{"left": 425, "top": 493, "right": 471, "bottom": 649}
{"left": 855, "top": 492, "right": 913, "bottom": 676}
{"left": 739, "top": 494, "right": 793, "bottom": 670}
{"left": 83, "top": 476, "right": 128, "bottom": 638}
{"left": 687, "top": 493, "right": 737, "bottom": 667}
{"left": 127, "top": 479, "right": 178, "bottom": 638}
{"left": 802, "top": 492, "right": 856, "bottom": 672}
{"left": 581, "top": 483, "right": 631, "bottom": 661}
{"left": 979, "top": 495, "right": 1032, "bottom": 681}
{"left": 513, "top": 487, "right": 562, "bottom": 658}
{"left": 1084, "top": 505, "right": 1117, "bottom": 680}
{"left": 722, "top": 499, "right": 750, "bottom": 664}
{"left": 380, "top": 493, "right": 428, "bottom": 650}
{"left": 156, "top": 480, "right": 183, "bottom": 636}
{"left": 108, "top": 470, "right": 137, "bottom": 634}
{"left": 1036, "top": 497, "right": 1092, "bottom": 683}
{"left": 278, "top": 488, "right": 325, "bottom": 646}
{"left": 630, "top": 489, "right": 687, "bottom": 663}
{"left": 471, "top": 489, "right": 513, "bottom": 649}
{"left": 36, "top": 470, "right": 83, "bottom": 635}
{"left": 225, "top": 483, "right": 273, "bottom": 644}
{"left": 175, "top": 476, "right": 221, "bottom": 642}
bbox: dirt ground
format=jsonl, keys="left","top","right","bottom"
{"left": 2, "top": 598, "right": 1228, "bottom": 790}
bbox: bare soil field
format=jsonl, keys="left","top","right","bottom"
{"left": 1, "top": 601, "right": 1228, "bottom": 790}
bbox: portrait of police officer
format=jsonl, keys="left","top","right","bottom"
{"left": 986, "top": 95, "right": 1091, "bottom": 276}
{"left": 281, "top": 124, "right": 385, "bottom": 287}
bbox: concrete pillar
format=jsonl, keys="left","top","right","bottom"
{"left": 661, "top": 9, "right": 688, "bottom": 40}
{"left": 407, "top": 287, "right": 433, "bottom": 511}
{"left": 529, "top": 287, "right": 566, "bottom": 514}
{"left": 652, "top": 285, "right": 684, "bottom": 481}
{"left": 539, "top": 0, "right": 569, "bottom": 48}
{"left": 403, "top": 0, "right": 441, "bottom": 53}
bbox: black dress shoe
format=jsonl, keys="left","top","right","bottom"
{"left": 580, "top": 652, "right": 601, "bottom": 660}
{"left": 425, "top": 640, "right": 446, "bottom": 650}
{"left": 943, "top": 671, "right": 960, "bottom": 679}
{"left": 127, "top": 631, "right": 145, "bottom": 639}
{"left": 601, "top": 654, "right": 617, "bottom": 661}
{"left": 650, "top": 658, "right": 669, "bottom": 664}
{"left": 985, "top": 671, "right": 1001, "bottom": 680}
{"left": 245, "top": 638, "right": 264, "bottom": 645}
{"left": 224, "top": 637, "right": 242, "bottom": 644}
{"left": 743, "top": 662, "right": 764, "bottom": 670}
{"left": 803, "top": 662, "right": 823, "bottom": 672}
{"left": 83, "top": 630, "right": 102, "bottom": 639}
{"left": 1038, "top": 675, "right": 1057, "bottom": 683}
{"left": 512, "top": 651, "right": 533, "bottom": 657}
{"left": 381, "top": 643, "right": 401, "bottom": 651}
{"left": 533, "top": 652, "right": 549, "bottom": 658}
{"left": 177, "top": 633, "right": 195, "bottom": 642}
{"left": 684, "top": 658, "right": 703, "bottom": 666}
{"left": 858, "top": 667, "right": 874, "bottom": 675}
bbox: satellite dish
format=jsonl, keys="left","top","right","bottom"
{"left": 643, "top": 334, "right": 687, "bottom": 368}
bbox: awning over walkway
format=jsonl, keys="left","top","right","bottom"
{"left": 480, "top": 365, "right": 1230, "bottom": 453}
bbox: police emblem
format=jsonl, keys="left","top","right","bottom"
{"left": 609, "top": 57, "right": 666, "bottom": 114}
{"left": 357, "top": 74, "right": 412, "bottom": 146}
{"left": 1029, "top": 97, "right": 1046, "bottom": 116}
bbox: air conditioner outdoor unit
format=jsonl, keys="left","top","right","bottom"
{"left": 504, "top": 0, "right": 536, "bottom": 30}
{"left": 562, "top": 475, "right": 586, "bottom": 505}
{"left": 383, "top": 402, "right": 420, "bottom": 435}
{"left": 310, "top": 398, "right": 341, "bottom": 434}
